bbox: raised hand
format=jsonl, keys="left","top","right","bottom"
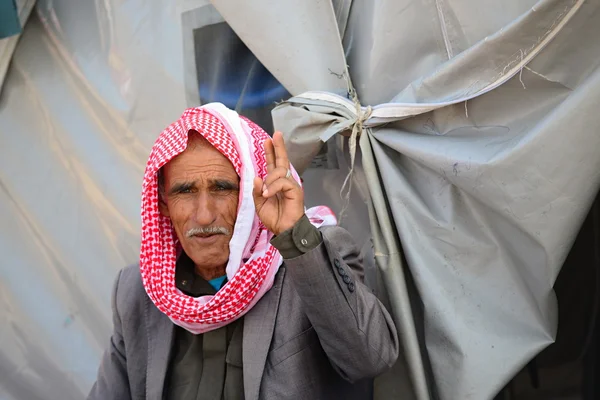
{"left": 252, "top": 131, "right": 304, "bottom": 235}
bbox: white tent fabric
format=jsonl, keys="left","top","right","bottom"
{"left": 0, "top": 1, "right": 188, "bottom": 398}
{"left": 1, "top": 0, "right": 600, "bottom": 399}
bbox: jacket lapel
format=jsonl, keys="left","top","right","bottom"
{"left": 243, "top": 267, "right": 286, "bottom": 400}
{"left": 145, "top": 297, "right": 174, "bottom": 400}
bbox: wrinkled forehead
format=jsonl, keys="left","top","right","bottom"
{"left": 162, "top": 132, "right": 237, "bottom": 176}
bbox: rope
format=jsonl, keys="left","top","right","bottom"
{"left": 339, "top": 71, "right": 372, "bottom": 222}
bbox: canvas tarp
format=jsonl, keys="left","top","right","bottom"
{"left": 213, "top": 0, "right": 600, "bottom": 398}
{"left": 1, "top": 0, "right": 600, "bottom": 399}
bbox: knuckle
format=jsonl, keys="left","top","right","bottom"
{"left": 267, "top": 167, "right": 286, "bottom": 179}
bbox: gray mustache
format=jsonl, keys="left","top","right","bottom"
{"left": 186, "top": 226, "right": 230, "bottom": 238}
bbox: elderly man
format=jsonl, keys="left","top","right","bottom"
{"left": 88, "top": 103, "right": 399, "bottom": 400}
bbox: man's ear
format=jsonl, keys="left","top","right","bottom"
{"left": 159, "top": 197, "right": 170, "bottom": 217}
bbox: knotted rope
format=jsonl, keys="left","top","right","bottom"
{"left": 339, "top": 71, "right": 372, "bottom": 221}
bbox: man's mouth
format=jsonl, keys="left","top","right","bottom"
{"left": 190, "top": 233, "right": 221, "bottom": 244}
{"left": 192, "top": 232, "right": 221, "bottom": 238}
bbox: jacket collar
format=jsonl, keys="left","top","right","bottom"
{"left": 145, "top": 296, "right": 174, "bottom": 400}
{"left": 242, "top": 267, "right": 286, "bottom": 400}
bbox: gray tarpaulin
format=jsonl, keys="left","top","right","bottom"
{"left": 0, "top": 1, "right": 188, "bottom": 398}
{"left": 1, "top": 0, "right": 599, "bottom": 399}
{"left": 215, "top": 0, "right": 600, "bottom": 399}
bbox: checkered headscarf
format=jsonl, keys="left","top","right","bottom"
{"left": 140, "top": 103, "right": 336, "bottom": 334}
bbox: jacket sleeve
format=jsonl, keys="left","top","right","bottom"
{"left": 284, "top": 225, "right": 400, "bottom": 382}
{"left": 87, "top": 269, "right": 132, "bottom": 400}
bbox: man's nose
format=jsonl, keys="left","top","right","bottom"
{"left": 193, "top": 192, "right": 217, "bottom": 226}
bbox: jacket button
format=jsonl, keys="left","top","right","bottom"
{"left": 334, "top": 259, "right": 340, "bottom": 267}
{"left": 337, "top": 267, "right": 346, "bottom": 276}
{"left": 343, "top": 275, "right": 352, "bottom": 284}
{"left": 348, "top": 282, "right": 355, "bottom": 292}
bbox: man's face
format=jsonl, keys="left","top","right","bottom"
{"left": 159, "top": 133, "right": 239, "bottom": 278}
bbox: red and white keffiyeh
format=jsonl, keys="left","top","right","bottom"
{"left": 140, "top": 103, "right": 336, "bottom": 334}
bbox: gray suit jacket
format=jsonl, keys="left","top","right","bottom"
{"left": 88, "top": 226, "right": 399, "bottom": 400}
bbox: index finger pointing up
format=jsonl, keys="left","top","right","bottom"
{"left": 272, "top": 131, "right": 290, "bottom": 169}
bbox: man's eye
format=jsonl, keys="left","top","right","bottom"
{"left": 174, "top": 186, "right": 194, "bottom": 194}
{"left": 214, "top": 182, "right": 238, "bottom": 192}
